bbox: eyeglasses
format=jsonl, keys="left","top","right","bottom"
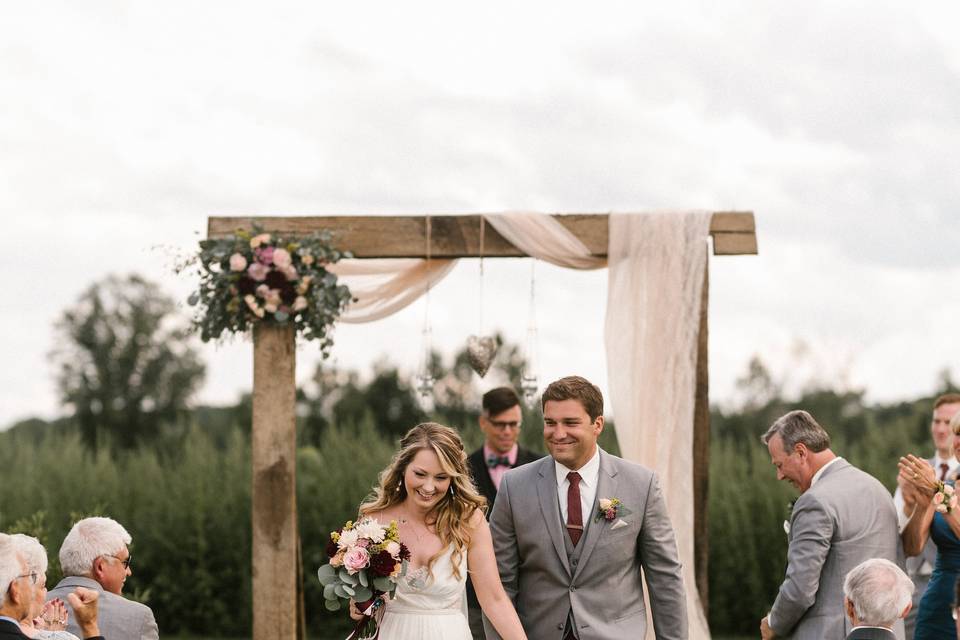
{"left": 16, "top": 572, "right": 39, "bottom": 585}
{"left": 105, "top": 554, "right": 132, "bottom": 569}
{"left": 487, "top": 419, "right": 521, "bottom": 431}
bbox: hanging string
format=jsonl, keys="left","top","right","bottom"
{"left": 478, "top": 216, "right": 485, "bottom": 335}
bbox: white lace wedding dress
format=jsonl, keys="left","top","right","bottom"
{"left": 377, "top": 546, "right": 471, "bottom": 639}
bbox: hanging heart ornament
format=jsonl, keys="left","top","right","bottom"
{"left": 466, "top": 335, "right": 498, "bottom": 378}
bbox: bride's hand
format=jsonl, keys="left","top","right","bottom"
{"left": 348, "top": 598, "right": 366, "bottom": 621}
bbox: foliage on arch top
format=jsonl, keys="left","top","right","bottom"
{"left": 188, "top": 227, "right": 353, "bottom": 355}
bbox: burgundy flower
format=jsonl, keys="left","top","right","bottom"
{"left": 398, "top": 543, "right": 411, "bottom": 561}
{"left": 369, "top": 549, "right": 398, "bottom": 577}
{"left": 325, "top": 530, "right": 342, "bottom": 559}
{"left": 238, "top": 277, "right": 256, "bottom": 296}
{"left": 265, "top": 270, "right": 287, "bottom": 290}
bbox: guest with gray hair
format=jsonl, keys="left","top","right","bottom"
{"left": 759, "top": 410, "right": 903, "bottom": 640}
{"left": 46, "top": 518, "right": 157, "bottom": 640}
{"left": 0, "top": 534, "right": 102, "bottom": 640}
{"left": 843, "top": 558, "right": 913, "bottom": 639}
{"left": 10, "top": 535, "right": 77, "bottom": 639}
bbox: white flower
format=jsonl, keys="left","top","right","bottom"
{"left": 229, "top": 253, "right": 247, "bottom": 271}
{"left": 599, "top": 498, "right": 613, "bottom": 511}
{"left": 293, "top": 296, "right": 308, "bottom": 311}
{"left": 272, "top": 248, "right": 292, "bottom": 269}
{"left": 337, "top": 528, "right": 359, "bottom": 550}
{"left": 354, "top": 519, "right": 387, "bottom": 544}
{"left": 384, "top": 541, "right": 401, "bottom": 557}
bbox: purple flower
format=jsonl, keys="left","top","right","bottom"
{"left": 256, "top": 246, "right": 275, "bottom": 265}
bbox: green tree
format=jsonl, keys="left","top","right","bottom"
{"left": 51, "top": 274, "right": 206, "bottom": 450}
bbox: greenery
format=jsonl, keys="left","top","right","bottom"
{"left": 188, "top": 228, "right": 352, "bottom": 355}
{"left": 51, "top": 274, "right": 205, "bottom": 451}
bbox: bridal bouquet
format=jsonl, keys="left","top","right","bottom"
{"left": 318, "top": 517, "right": 410, "bottom": 638}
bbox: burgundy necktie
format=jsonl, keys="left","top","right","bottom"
{"left": 566, "top": 472, "right": 583, "bottom": 546}
{"left": 941, "top": 463, "right": 950, "bottom": 481}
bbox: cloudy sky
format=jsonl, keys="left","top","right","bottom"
{"left": 3, "top": 1, "right": 959, "bottom": 428}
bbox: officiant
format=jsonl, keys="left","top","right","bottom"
{"left": 466, "top": 387, "right": 541, "bottom": 639}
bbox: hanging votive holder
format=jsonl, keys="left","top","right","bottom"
{"left": 415, "top": 372, "right": 436, "bottom": 411}
{"left": 521, "top": 372, "right": 539, "bottom": 409}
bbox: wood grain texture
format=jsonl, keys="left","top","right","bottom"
{"left": 252, "top": 324, "right": 298, "bottom": 640}
{"left": 207, "top": 212, "right": 757, "bottom": 256}
{"left": 693, "top": 258, "right": 710, "bottom": 612}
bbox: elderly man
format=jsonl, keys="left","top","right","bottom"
{"left": 760, "top": 410, "right": 903, "bottom": 640}
{"left": 46, "top": 517, "right": 158, "bottom": 640}
{"left": 0, "top": 533, "right": 102, "bottom": 640}
{"left": 843, "top": 559, "right": 914, "bottom": 639}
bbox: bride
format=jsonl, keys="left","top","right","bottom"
{"left": 351, "top": 422, "right": 527, "bottom": 640}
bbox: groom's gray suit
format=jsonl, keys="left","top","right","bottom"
{"left": 769, "top": 459, "right": 903, "bottom": 640}
{"left": 484, "top": 449, "right": 687, "bottom": 640}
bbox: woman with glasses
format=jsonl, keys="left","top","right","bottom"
{"left": 901, "top": 410, "right": 960, "bottom": 640}
{"left": 9, "top": 535, "right": 79, "bottom": 640}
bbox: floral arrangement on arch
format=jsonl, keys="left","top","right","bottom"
{"left": 188, "top": 227, "right": 353, "bottom": 355}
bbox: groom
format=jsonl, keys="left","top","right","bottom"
{"left": 484, "top": 376, "right": 687, "bottom": 640}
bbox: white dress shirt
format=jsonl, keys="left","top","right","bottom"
{"left": 555, "top": 447, "right": 601, "bottom": 526}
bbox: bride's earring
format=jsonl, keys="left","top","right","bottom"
{"left": 396, "top": 480, "right": 403, "bottom": 493}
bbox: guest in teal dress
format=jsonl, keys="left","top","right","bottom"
{"left": 901, "top": 413, "right": 960, "bottom": 640}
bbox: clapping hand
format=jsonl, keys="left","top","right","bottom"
{"left": 899, "top": 455, "right": 938, "bottom": 499}
{"left": 35, "top": 598, "right": 69, "bottom": 631}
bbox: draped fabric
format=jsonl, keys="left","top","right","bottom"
{"left": 329, "top": 258, "right": 457, "bottom": 323}
{"left": 329, "top": 212, "right": 712, "bottom": 638}
{"left": 605, "top": 211, "right": 713, "bottom": 639}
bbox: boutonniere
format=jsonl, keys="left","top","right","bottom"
{"left": 784, "top": 498, "right": 797, "bottom": 536}
{"left": 934, "top": 482, "right": 957, "bottom": 514}
{"left": 596, "top": 497, "right": 632, "bottom": 522}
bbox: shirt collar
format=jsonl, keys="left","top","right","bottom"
{"left": 555, "top": 447, "right": 601, "bottom": 487}
{"left": 811, "top": 456, "right": 843, "bottom": 487}
{"left": 933, "top": 453, "right": 959, "bottom": 470}
{"left": 0, "top": 616, "right": 20, "bottom": 626}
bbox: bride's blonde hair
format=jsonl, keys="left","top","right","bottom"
{"left": 359, "top": 422, "right": 486, "bottom": 580}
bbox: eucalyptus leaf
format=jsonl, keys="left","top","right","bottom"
{"left": 339, "top": 568, "right": 359, "bottom": 585}
{"left": 317, "top": 564, "right": 337, "bottom": 585}
{"left": 352, "top": 586, "right": 372, "bottom": 602}
{"left": 324, "top": 599, "right": 341, "bottom": 612}
{"left": 342, "top": 584, "right": 355, "bottom": 596}
{"left": 358, "top": 571, "right": 369, "bottom": 588}
{"left": 323, "top": 584, "right": 336, "bottom": 601}
{"left": 373, "top": 577, "right": 393, "bottom": 592}
{"left": 334, "top": 584, "right": 348, "bottom": 599}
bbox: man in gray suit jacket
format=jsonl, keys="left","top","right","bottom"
{"left": 485, "top": 376, "right": 687, "bottom": 640}
{"left": 47, "top": 517, "right": 159, "bottom": 640}
{"left": 760, "top": 411, "right": 903, "bottom": 640}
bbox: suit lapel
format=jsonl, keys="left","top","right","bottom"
{"left": 572, "top": 450, "right": 618, "bottom": 581}
{"left": 537, "top": 458, "right": 571, "bottom": 576}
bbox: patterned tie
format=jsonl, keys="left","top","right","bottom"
{"left": 486, "top": 454, "right": 511, "bottom": 468}
{"left": 566, "top": 472, "right": 583, "bottom": 546}
{"left": 941, "top": 463, "right": 950, "bottom": 481}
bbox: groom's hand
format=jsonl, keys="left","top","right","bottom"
{"left": 760, "top": 615, "right": 776, "bottom": 640}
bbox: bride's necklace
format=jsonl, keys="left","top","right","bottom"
{"left": 399, "top": 512, "right": 432, "bottom": 544}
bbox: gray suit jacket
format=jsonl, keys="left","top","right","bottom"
{"left": 47, "top": 576, "right": 159, "bottom": 640}
{"left": 484, "top": 449, "right": 687, "bottom": 640}
{"left": 770, "top": 459, "right": 903, "bottom": 640}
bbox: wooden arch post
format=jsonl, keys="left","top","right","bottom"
{"left": 207, "top": 212, "right": 757, "bottom": 638}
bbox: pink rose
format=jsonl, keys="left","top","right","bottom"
{"left": 247, "top": 263, "right": 269, "bottom": 281}
{"left": 343, "top": 547, "right": 370, "bottom": 574}
{"left": 282, "top": 265, "right": 299, "bottom": 281}
{"left": 934, "top": 492, "right": 945, "bottom": 505}
{"left": 330, "top": 550, "right": 345, "bottom": 567}
{"left": 272, "top": 248, "right": 292, "bottom": 269}
{"left": 229, "top": 253, "right": 247, "bottom": 271}
{"left": 293, "top": 296, "right": 308, "bottom": 311}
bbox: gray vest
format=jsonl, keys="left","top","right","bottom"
{"left": 562, "top": 507, "right": 595, "bottom": 638}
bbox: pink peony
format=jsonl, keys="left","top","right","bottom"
{"left": 256, "top": 246, "right": 275, "bottom": 265}
{"left": 272, "top": 248, "right": 292, "bottom": 269}
{"left": 229, "top": 253, "right": 247, "bottom": 271}
{"left": 343, "top": 547, "right": 370, "bottom": 574}
{"left": 247, "top": 263, "right": 269, "bottom": 281}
